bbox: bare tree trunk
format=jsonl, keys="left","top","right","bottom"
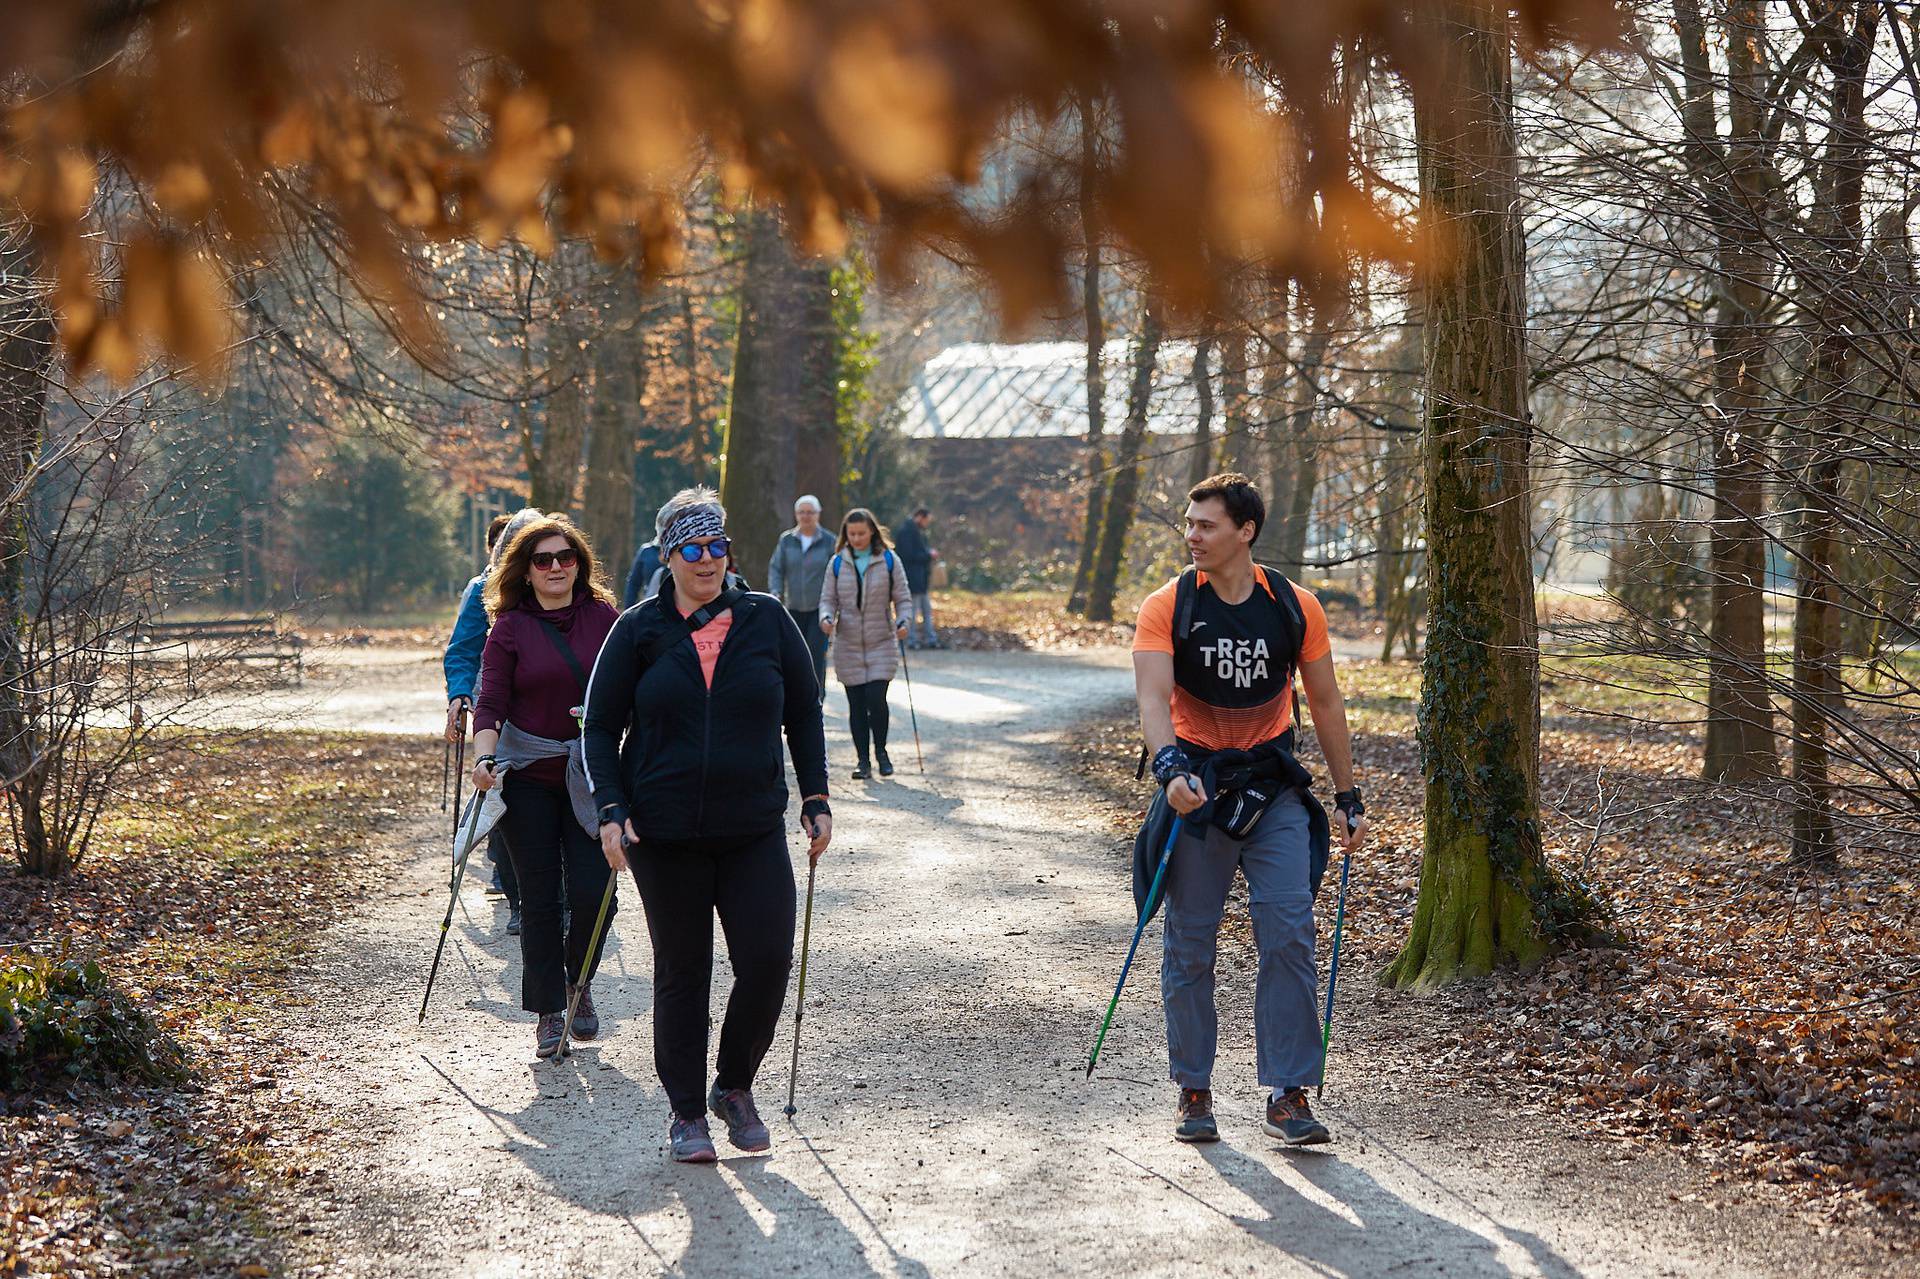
{"left": 721, "top": 208, "right": 836, "bottom": 580}
{"left": 1218, "top": 321, "right": 1249, "bottom": 484}
{"left": 1069, "top": 93, "right": 1108, "bottom": 615}
{"left": 1790, "top": 0, "right": 1878, "bottom": 867}
{"left": 0, "top": 230, "right": 59, "bottom": 874}
{"left": 1271, "top": 310, "right": 1332, "bottom": 577}
{"left": 583, "top": 283, "right": 647, "bottom": 581}
{"left": 1674, "top": 0, "right": 1781, "bottom": 782}
{"left": 1086, "top": 303, "right": 1163, "bottom": 623}
{"left": 1187, "top": 333, "right": 1216, "bottom": 489}
{"left": 1386, "top": 0, "right": 1590, "bottom": 989}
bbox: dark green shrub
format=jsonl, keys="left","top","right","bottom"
{"left": 0, "top": 950, "right": 185, "bottom": 1091}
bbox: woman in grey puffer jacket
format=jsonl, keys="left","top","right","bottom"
{"left": 818, "top": 508, "right": 913, "bottom": 778}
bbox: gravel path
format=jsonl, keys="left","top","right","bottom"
{"left": 270, "top": 646, "right": 1900, "bottom": 1278}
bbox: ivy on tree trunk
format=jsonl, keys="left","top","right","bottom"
{"left": 1386, "top": 0, "right": 1594, "bottom": 990}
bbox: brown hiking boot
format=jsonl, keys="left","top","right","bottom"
{"left": 535, "top": 1012, "right": 565, "bottom": 1058}
{"left": 1175, "top": 1087, "right": 1219, "bottom": 1143}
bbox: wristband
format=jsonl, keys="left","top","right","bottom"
{"left": 1334, "top": 788, "right": 1365, "bottom": 826}
{"left": 477, "top": 754, "right": 498, "bottom": 767}
{"left": 1151, "top": 745, "right": 1192, "bottom": 788}
{"left": 597, "top": 803, "right": 629, "bottom": 830}
{"left": 801, "top": 798, "right": 832, "bottom": 822}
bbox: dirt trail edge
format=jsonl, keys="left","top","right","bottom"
{"left": 276, "top": 648, "right": 1893, "bottom": 1279}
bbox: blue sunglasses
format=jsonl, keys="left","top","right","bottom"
{"left": 676, "top": 537, "right": 731, "bottom": 563}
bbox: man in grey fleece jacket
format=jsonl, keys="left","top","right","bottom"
{"left": 767, "top": 494, "right": 833, "bottom": 697}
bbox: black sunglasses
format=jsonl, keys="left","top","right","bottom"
{"left": 676, "top": 538, "right": 732, "bottom": 563}
{"left": 530, "top": 547, "right": 580, "bottom": 570}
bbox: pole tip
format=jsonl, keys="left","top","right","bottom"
{"left": 782, "top": 1104, "right": 797, "bottom": 1117}
{"left": 1084, "top": 1061, "right": 1095, "bottom": 1080}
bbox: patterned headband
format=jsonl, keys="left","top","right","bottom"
{"left": 660, "top": 506, "right": 726, "bottom": 553}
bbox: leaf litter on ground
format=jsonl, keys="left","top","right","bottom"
{"left": 1, "top": 733, "right": 428, "bottom": 1277}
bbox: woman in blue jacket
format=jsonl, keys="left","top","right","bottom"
{"left": 582, "top": 487, "right": 831, "bottom": 1164}
{"left": 443, "top": 506, "right": 543, "bottom": 928}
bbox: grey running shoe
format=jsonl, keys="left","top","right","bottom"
{"left": 670, "top": 1115, "right": 719, "bottom": 1163}
{"left": 535, "top": 1012, "right": 565, "bottom": 1059}
{"left": 1264, "top": 1088, "right": 1332, "bottom": 1146}
{"left": 566, "top": 981, "right": 599, "bottom": 1041}
{"left": 1175, "top": 1087, "right": 1219, "bottom": 1143}
{"left": 708, "top": 1085, "right": 772, "bottom": 1152}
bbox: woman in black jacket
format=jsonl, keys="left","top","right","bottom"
{"left": 582, "top": 486, "right": 831, "bottom": 1164}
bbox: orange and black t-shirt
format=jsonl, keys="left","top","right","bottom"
{"left": 1133, "top": 567, "right": 1330, "bottom": 751}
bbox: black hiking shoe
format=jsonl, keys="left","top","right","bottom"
{"left": 876, "top": 747, "right": 894, "bottom": 777}
{"left": 535, "top": 1012, "right": 566, "bottom": 1059}
{"left": 708, "top": 1085, "right": 772, "bottom": 1152}
{"left": 567, "top": 981, "right": 599, "bottom": 1041}
{"left": 506, "top": 904, "right": 523, "bottom": 936}
{"left": 851, "top": 760, "right": 872, "bottom": 780}
{"left": 1175, "top": 1087, "right": 1219, "bottom": 1143}
{"left": 670, "top": 1114, "right": 719, "bottom": 1163}
{"left": 1264, "top": 1088, "right": 1331, "bottom": 1147}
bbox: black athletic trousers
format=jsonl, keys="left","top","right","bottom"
{"left": 844, "top": 679, "right": 891, "bottom": 763}
{"left": 486, "top": 828, "right": 519, "bottom": 905}
{"left": 628, "top": 827, "right": 796, "bottom": 1120}
{"left": 499, "top": 773, "right": 614, "bottom": 1015}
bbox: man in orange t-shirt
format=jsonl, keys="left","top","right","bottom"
{"left": 1133, "top": 473, "right": 1369, "bottom": 1147}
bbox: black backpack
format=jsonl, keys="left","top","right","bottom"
{"left": 1137, "top": 564, "right": 1307, "bottom": 778}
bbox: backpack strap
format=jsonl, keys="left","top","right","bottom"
{"left": 1255, "top": 565, "right": 1306, "bottom": 675}
{"left": 533, "top": 616, "right": 591, "bottom": 698}
{"left": 1173, "top": 566, "right": 1199, "bottom": 643}
{"left": 643, "top": 586, "right": 744, "bottom": 666}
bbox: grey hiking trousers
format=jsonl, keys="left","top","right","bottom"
{"left": 1162, "top": 789, "right": 1321, "bottom": 1091}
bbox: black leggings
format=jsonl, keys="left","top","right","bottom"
{"left": 499, "top": 773, "right": 615, "bottom": 1015}
{"left": 628, "top": 827, "right": 796, "bottom": 1120}
{"left": 845, "top": 679, "right": 892, "bottom": 761}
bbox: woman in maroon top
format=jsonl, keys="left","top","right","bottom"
{"left": 470, "top": 516, "right": 620, "bottom": 1058}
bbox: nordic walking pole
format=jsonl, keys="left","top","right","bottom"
{"left": 441, "top": 736, "right": 451, "bottom": 812}
{"left": 896, "top": 637, "right": 925, "bottom": 775}
{"left": 1087, "top": 811, "right": 1184, "bottom": 1079}
{"left": 784, "top": 841, "right": 823, "bottom": 1116}
{"left": 556, "top": 841, "right": 625, "bottom": 1059}
{"left": 421, "top": 788, "right": 488, "bottom": 1024}
{"left": 1317, "top": 828, "right": 1357, "bottom": 1100}
{"left": 450, "top": 705, "right": 468, "bottom": 846}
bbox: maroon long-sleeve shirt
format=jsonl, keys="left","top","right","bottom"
{"left": 474, "top": 590, "right": 618, "bottom": 788}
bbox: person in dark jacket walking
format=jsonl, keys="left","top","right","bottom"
{"left": 819, "top": 509, "right": 912, "bottom": 779}
{"left": 445, "top": 507, "right": 544, "bottom": 930}
{"left": 767, "top": 494, "right": 834, "bottom": 696}
{"left": 583, "top": 486, "right": 831, "bottom": 1164}
{"left": 622, "top": 538, "right": 662, "bottom": 609}
{"left": 470, "top": 515, "right": 621, "bottom": 1059}
{"left": 892, "top": 505, "right": 942, "bottom": 649}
